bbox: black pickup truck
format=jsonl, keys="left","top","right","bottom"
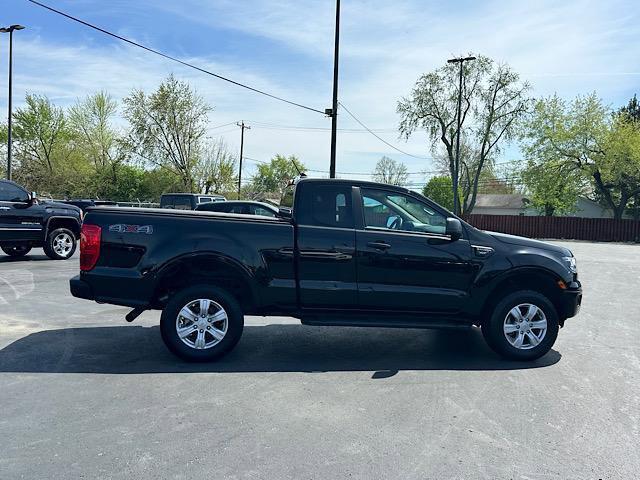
{"left": 0, "top": 179, "right": 82, "bottom": 259}
{"left": 70, "top": 178, "right": 582, "bottom": 362}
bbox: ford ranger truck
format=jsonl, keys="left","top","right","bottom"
{"left": 70, "top": 178, "right": 582, "bottom": 362}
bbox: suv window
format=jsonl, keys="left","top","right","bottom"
{"left": 198, "top": 197, "right": 212, "bottom": 203}
{"left": 173, "top": 196, "right": 192, "bottom": 210}
{"left": 0, "top": 182, "right": 29, "bottom": 202}
{"left": 361, "top": 188, "right": 447, "bottom": 235}
{"left": 298, "top": 184, "right": 353, "bottom": 229}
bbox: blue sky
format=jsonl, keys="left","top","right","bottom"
{"left": 2, "top": 0, "right": 639, "bottom": 184}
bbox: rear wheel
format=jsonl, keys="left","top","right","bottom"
{"left": 482, "top": 290, "right": 559, "bottom": 361}
{"left": 160, "top": 285, "right": 244, "bottom": 362}
{"left": 1, "top": 245, "right": 32, "bottom": 257}
{"left": 43, "top": 228, "right": 76, "bottom": 260}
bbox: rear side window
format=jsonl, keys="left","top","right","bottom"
{"left": 298, "top": 184, "right": 354, "bottom": 229}
{"left": 198, "top": 197, "right": 212, "bottom": 203}
{"left": 173, "top": 196, "right": 192, "bottom": 210}
{"left": 161, "top": 195, "right": 174, "bottom": 208}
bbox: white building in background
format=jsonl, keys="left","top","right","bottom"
{"left": 472, "top": 194, "right": 620, "bottom": 218}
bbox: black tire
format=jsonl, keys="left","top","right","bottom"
{"left": 43, "top": 228, "right": 77, "bottom": 260}
{"left": 482, "top": 290, "right": 559, "bottom": 361}
{"left": 1, "top": 245, "right": 32, "bottom": 257}
{"left": 160, "top": 285, "right": 244, "bottom": 362}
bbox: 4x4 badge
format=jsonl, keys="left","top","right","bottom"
{"left": 109, "top": 224, "right": 153, "bottom": 234}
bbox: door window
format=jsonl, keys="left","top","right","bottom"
{"left": 298, "top": 185, "right": 354, "bottom": 229}
{"left": 253, "top": 206, "right": 277, "bottom": 217}
{"left": 0, "top": 183, "right": 29, "bottom": 202}
{"left": 360, "top": 188, "right": 447, "bottom": 235}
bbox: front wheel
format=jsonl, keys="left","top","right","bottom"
{"left": 1, "top": 245, "right": 32, "bottom": 257}
{"left": 43, "top": 228, "right": 77, "bottom": 260}
{"left": 160, "top": 285, "right": 244, "bottom": 362}
{"left": 482, "top": 290, "right": 559, "bottom": 361}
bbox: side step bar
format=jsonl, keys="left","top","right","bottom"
{"left": 300, "top": 315, "right": 471, "bottom": 330}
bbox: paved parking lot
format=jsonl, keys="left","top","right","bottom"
{"left": 1, "top": 241, "right": 639, "bottom": 479}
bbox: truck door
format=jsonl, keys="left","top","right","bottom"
{"left": 355, "top": 186, "right": 475, "bottom": 314}
{"left": 295, "top": 183, "right": 358, "bottom": 309}
{"left": 0, "top": 182, "right": 43, "bottom": 242}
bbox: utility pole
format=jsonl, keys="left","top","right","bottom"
{"left": 1, "top": 25, "right": 25, "bottom": 181}
{"left": 328, "top": 0, "right": 341, "bottom": 179}
{"left": 236, "top": 121, "right": 250, "bottom": 199}
{"left": 447, "top": 55, "right": 476, "bottom": 215}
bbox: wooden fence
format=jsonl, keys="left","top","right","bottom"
{"left": 463, "top": 215, "right": 640, "bottom": 243}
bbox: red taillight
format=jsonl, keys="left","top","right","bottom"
{"left": 80, "top": 224, "right": 101, "bottom": 271}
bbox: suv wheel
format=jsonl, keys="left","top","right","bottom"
{"left": 160, "top": 285, "right": 244, "bottom": 362}
{"left": 482, "top": 290, "right": 559, "bottom": 361}
{"left": 1, "top": 245, "right": 32, "bottom": 257}
{"left": 43, "top": 228, "right": 77, "bottom": 260}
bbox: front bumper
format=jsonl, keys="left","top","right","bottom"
{"left": 558, "top": 280, "right": 582, "bottom": 319}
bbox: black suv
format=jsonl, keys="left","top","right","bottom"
{"left": 0, "top": 179, "right": 82, "bottom": 260}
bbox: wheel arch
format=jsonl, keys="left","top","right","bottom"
{"left": 45, "top": 216, "right": 81, "bottom": 238}
{"left": 151, "top": 252, "right": 259, "bottom": 313}
{"left": 479, "top": 267, "right": 567, "bottom": 326}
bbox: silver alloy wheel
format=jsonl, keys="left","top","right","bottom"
{"left": 503, "top": 303, "right": 548, "bottom": 350}
{"left": 52, "top": 232, "right": 74, "bottom": 257}
{"left": 175, "top": 298, "right": 228, "bottom": 350}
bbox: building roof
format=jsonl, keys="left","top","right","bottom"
{"left": 474, "top": 194, "right": 530, "bottom": 209}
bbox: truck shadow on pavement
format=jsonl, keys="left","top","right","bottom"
{"left": 0, "top": 324, "right": 560, "bottom": 376}
{"left": 0, "top": 254, "right": 52, "bottom": 263}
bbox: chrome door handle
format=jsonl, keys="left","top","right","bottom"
{"left": 367, "top": 241, "right": 391, "bottom": 251}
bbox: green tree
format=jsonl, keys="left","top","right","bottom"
{"left": 520, "top": 160, "right": 583, "bottom": 216}
{"left": 371, "top": 156, "right": 409, "bottom": 185}
{"left": 196, "top": 139, "right": 237, "bottom": 194}
{"left": 619, "top": 94, "right": 640, "bottom": 122}
{"left": 124, "top": 74, "right": 211, "bottom": 192}
{"left": 68, "top": 92, "right": 126, "bottom": 169}
{"left": 11, "top": 94, "right": 76, "bottom": 193}
{"left": 422, "top": 175, "right": 456, "bottom": 211}
{"left": 68, "top": 92, "right": 133, "bottom": 199}
{"left": 522, "top": 93, "right": 640, "bottom": 219}
{"left": 398, "top": 55, "right": 530, "bottom": 215}
{"left": 250, "top": 154, "right": 305, "bottom": 197}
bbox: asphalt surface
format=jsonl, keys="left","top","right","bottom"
{"left": 0, "top": 241, "right": 638, "bottom": 479}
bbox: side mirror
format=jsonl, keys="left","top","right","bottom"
{"left": 445, "top": 218, "right": 463, "bottom": 241}
{"left": 278, "top": 207, "right": 292, "bottom": 219}
{"left": 30, "top": 192, "right": 37, "bottom": 204}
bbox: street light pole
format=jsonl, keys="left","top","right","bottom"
{"left": 328, "top": 0, "right": 340, "bottom": 179}
{"left": 447, "top": 55, "right": 475, "bottom": 215}
{"left": 1, "top": 25, "right": 25, "bottom": 181}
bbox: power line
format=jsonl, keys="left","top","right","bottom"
{"left": 27, "top": 0, "right": 325, "bottom": 115}
{"left": 210, "top": 121, "right": 240, "bottom": 130}
{"left": 338, "top": 101, "right": 433, "bottom": 160}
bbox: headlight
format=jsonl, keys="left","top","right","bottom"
{"left": 562, "top": 256, "right": 577, "bottom": 274}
